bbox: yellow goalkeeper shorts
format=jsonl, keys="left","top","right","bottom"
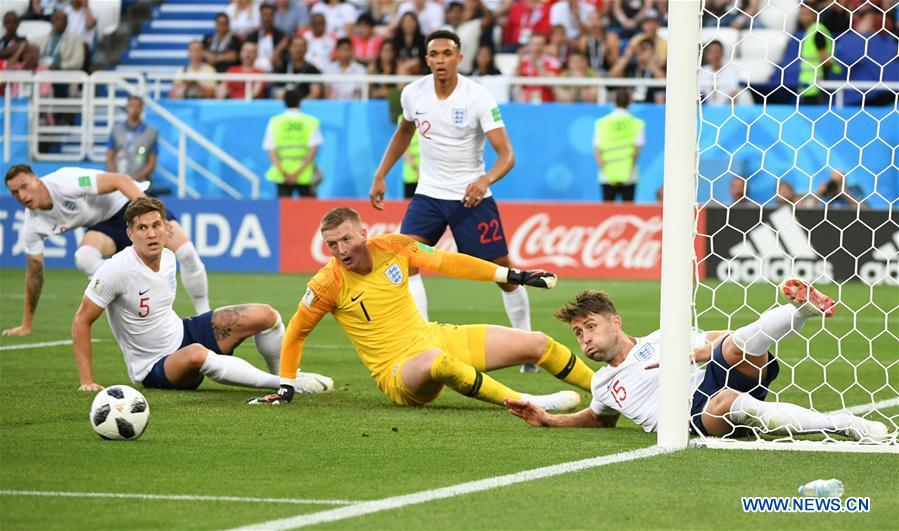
{"left": 375, "top": 322, "right": 489, "bottom": 406}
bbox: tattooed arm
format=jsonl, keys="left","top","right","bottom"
{"left": 3, "top": 254, "right": 44, "bottom": 336}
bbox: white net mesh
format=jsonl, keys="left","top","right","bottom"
{"left": 692, "top": 0, "right": 897, "bottom": 449}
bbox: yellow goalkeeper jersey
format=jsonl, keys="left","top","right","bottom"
{"left": 280, "top": 234, "right": 499, "bottom": 379}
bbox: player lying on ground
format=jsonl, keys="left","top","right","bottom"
{"left": 71, "top": 197, "right": 332, "bottom": 394}
{"left": 248, "top": 207, "right": 594, "bottom": 409}
{"left": 3, "top": 164, "right": 210, "bottom": 337}
{"left": 506, "top": 281, "right": 890, "bottom": 443}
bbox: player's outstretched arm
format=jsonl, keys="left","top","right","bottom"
{"left": 95, "top": 172, "right": 145, "bottom": 201}
{"left": 3, "top": 254, "right": 45, "bottom": 337}
{"left": 505, "top": 398, "right": 617, "bottom": 428}
{"left": 370, "top": 119, "right": 416, "bottom": 210}
{"left": 71, "top": 296, "right": 106, "bottom": 391}
{"left": 395, "top": 236, "right": 557, "bottom": 288}
{"left": 249, "top": 285, "right": 333, "bottom": 405}
{"left": 400, "top": 234, "right": 558, "bottom": 289}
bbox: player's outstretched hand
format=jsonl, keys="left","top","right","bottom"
{"left": 507, "top": 269, "right": 558, "bottom": 289}
{"left": 504, "top": 398, "right": 551, "bottom": 427}
{"left": 2, "top": 324, "right": 31, "bottom": 336}
{"left": 78, "top": 383, "right": 105, "bottom": 392}
{"left": 246, "top": 385, "right": 295, "bottom": 405}
{"left": 369, "top": 179, "right": 387, "bottom": 210}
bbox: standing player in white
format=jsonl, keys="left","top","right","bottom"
{"left": 3, "top": 164, "right": 210, "bottom": 337}
{"left": 369, "top": 30, "right": 539, "bottom": 373}
{"left": 505, "top": 283, "right": 890, "bottom": 442}
{"left": 71, "top": 197, "right": 332, "bottom": 393}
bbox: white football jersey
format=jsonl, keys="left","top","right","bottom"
{"left": 400, "top": 74, "right": 505, "bottom": 200}
{"left": 85, "top": 247, "right": 184, "bottom": 383}
{"left": 589, "top": 329, "right": 709, "bottom": 433}
{"left": 21, "top": 167, "right": 137, "bottom": 255}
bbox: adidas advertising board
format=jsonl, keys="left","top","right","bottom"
{"left": 706, "top": 206, "right": 897, "bottom": 285}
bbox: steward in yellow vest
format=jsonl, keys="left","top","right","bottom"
{"left": 593, "top": 89, "right": 645, "bottom": 202}
{"left": 797, "top": 5, "right": 842, "bottom": 103}
{"left": 263, "top": 89, "right": 323, "bottom": 197}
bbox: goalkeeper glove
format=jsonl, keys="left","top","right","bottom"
{"left": 246, "top": 385, "right": 295, "bottom": 405}
{"left": 507, "top": 269, "right": 558, "bottom": 289}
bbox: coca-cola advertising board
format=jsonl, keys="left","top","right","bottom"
{"left": 280, "top": 199, "right": 705, "bottom": 279}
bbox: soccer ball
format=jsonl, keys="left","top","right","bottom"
{"left": 89, "top": 385, "right": 150, "bottom": 440}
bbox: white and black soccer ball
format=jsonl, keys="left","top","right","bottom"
{"left": 89, "top": 385, "right": 150, "bottom": 440}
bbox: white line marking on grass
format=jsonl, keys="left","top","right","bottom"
{"left": 0, "top": 490, "right": 358, "bottom": 506}
{"left": 227, "top": 445, "right": 673, "bottom": 530}
{"left": 305, "top": 343, "right": 345, "bottom": 350}
{"left": 0, "top": 339, "right": 106, "bottom": 351}
{"left": 828, "top": 396, "right": 899, "bottom": 415}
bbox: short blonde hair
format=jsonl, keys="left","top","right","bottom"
{"left": 320, "top": 207, "right": 362, "bottom": 232}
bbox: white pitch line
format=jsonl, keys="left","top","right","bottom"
{"left": 0, "top": 339, "right": 106, "bottom": 351}
{"left": 827, "top": 396, "right": 899, "bottom": 415}
{"left": 0, "top": 490, "right": 358, "bottom": 506}
{"left": 304, "top": 343, "right": 345, "bottom": 350}
{"left": 227, "top": 445, "right": 673, "bottom": 531}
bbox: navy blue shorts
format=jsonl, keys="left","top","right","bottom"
{"left": 689, "top": 335, "right": 780, "bottom": 436}
{"left": 400, "top": 195, "right": 509, "bottom": 261}
{"left": 141, "top": 311, "right": 221, "bottom": 389}
{"left": 88, "top": 202, "right": 177, "bottom": 253}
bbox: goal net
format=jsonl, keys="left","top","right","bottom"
{"left": 683, "top": 0, "right": 897, "bottom": 451}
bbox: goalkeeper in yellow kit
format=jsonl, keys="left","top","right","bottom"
{"left": 248, "top": 207, "right": 595, "bottom": 409}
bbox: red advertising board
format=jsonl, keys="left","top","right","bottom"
{"left": 281, "top": 199, "right": 706, "bottom": 279}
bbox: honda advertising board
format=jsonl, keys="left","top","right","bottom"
{"left": 0, "top": 198, "right": 280, "bottom": 272}
{"left": 704, "top": 206, "right": 898, "bottom": 285}
{"left": 280, "top": 199, "right": 704, "bottom": 279}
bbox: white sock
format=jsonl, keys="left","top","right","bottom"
{"left": 501, "top": 285, "right": 531, "bottom": 331}
{"left": 74, "top": 246, "right": 103, "bottom": 276}
{"left": 253, "top": 313, "right": 284, "bottom": 374}
{"left": 408, "top": 273, "right": 428, "bottom": 321}
{"left": 175, "top": 242, "right": 210, "bottom": 313}
{"left": 727, "top": 393, "right": 837, "bottom": 435}
{"left": 199, "top": 351, "right": 279, "bottom": 389}
{"left": 731, "top": 304, "right": 809, "bottom": 356}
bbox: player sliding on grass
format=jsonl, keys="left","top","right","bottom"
{"left": 72, "top": 197, "right": 332, "bottom": 394}
{"left": 506, "top": 282, "right": 891, "bottom": 443}
{"left": 3, "top": 164, "right": 210, "bottom": 337}
{"left": 248, "top": 207, "right": 594, "bottom": 409}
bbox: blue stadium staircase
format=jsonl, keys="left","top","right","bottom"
{"left": 116, "top": 0, "right": 229, "bottom": 86}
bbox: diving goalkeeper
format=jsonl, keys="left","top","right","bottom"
{"left": 248, "top": 207, "right": 595, "bottom": 409}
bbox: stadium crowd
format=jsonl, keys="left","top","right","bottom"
{"left": 4, "top": 0, "right": 895, "bottom": 104}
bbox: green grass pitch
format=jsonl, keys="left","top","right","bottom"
{"left": 1, "top": 268, "right": 897, "bottom": 529}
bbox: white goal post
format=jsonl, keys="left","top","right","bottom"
{"left": 658, "top": 0, "right": 702, "bottom": 449}
{"left": 659, "top": 0, "right": 898, "bottom": 453}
